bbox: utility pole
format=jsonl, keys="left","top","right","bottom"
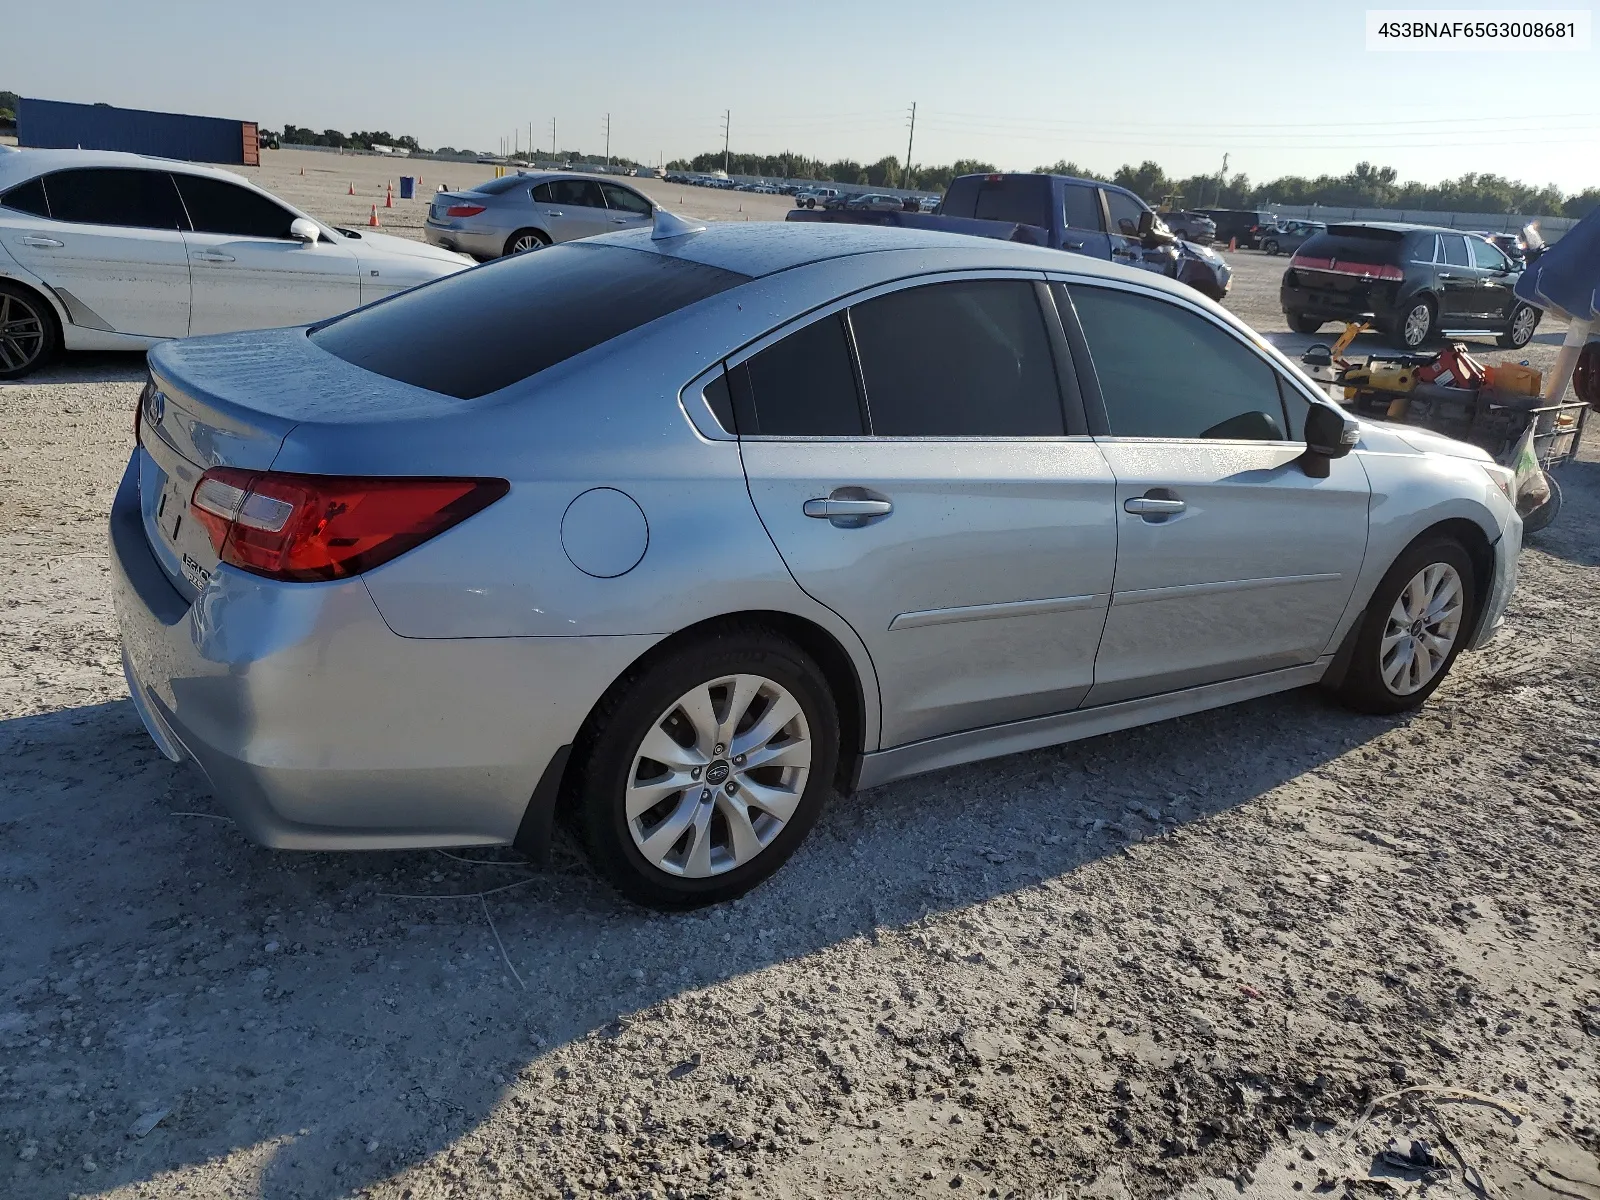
{"left": 903, "top": 102, "right": 917, "bottom": 189}
{"left": 604, "top": 113, "right": 611, "bottom": 167}
{"left": 721, "top": 109, "right": 731, "bottom": 177}
{"left": 1212, "top": 152, "right": 1229, "bottom": 207}
{"left": 551, "top": 117, "right": 558, "bottom": 161}
{"left": 528, "top": 122, "right": 533, "bottom": 161}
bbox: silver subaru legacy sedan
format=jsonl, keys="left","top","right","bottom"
{"left": 112, "top": 218, "right": 1521, "bottom": 909}
{"left": 421, "top": 170, "right": 656, "bottom": 260}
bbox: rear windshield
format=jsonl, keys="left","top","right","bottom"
{"left": 470, "top": 175, "right": 533, "bottom": 195}
{"left": 939, "top": 175, "right": 1050, "bottom": 226}
{"left": 310, "top": 243, "right": 748, "bottom": 399}
{"left": 1295, "top": 228, "right": 1407, "bottom": 265}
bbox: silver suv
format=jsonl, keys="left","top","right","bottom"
{"left": 422, "top": 170, "right": 656, "bottom": 259}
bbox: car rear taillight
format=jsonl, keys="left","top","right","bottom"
{"left": 189, "top": 469, "right": 508, "bottom": 583}
{"left": 445, "top": 204, "right": 487, "bottom": 217}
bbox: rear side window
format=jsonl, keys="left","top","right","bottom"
{"left": 1063, "top": 184, "right": 1101, "bottom": 232}
{"left": 173, "top": 174, "right": 297, "bottom": 238}
{"left": 1, "top": 177, "right": 49, "bottom": 217}
{"left": 1439, "top": 234, "right": 1470, "bottom": 267}
{"left": 41, "top": 168, "right": 187, "bottom": 230}
{"left": 728, "top": 313, "right": 864, "bottom": 436}
{"left": 1066, "top": 284, "right": 1290, "bottom": 441}
{"left": 850, "top": 280, "right": 1064, "bottom": 436}
{"left": 545, "top": 179, "right": 606, "bottom": 208}
{"left": 311, "top": 243, "right": 748, "bottom": 399}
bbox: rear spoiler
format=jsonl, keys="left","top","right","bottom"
{"left": 786, "top": 208, "right": 1050, "bottom": 247}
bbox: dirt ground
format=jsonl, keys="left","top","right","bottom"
{"left": 1, "top": 146, "right": 1597, "bottom": 1200}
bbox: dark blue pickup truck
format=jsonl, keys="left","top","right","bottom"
{"left": 788, "top": 172, "right": 1232, "bottom": 301}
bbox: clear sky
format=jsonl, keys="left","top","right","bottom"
{"left": 8, "top": 0, "right": 1598, "bottom": 192}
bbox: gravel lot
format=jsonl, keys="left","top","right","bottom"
{"left": 1, "top": 147, "right": 1596, "bottom": 1200}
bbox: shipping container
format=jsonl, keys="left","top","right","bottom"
{"left": 18, "top": 98, "right": 259, "bottom": 167}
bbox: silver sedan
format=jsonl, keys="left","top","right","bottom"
{"left": 114, "top": 218, "right": 1521, "bottom": 909}
{"left": 421, "top": 170, "right": 656, "bottom": 259}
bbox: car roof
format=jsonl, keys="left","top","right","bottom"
{"left": 0, "top": 146, "right": 262, "bottom": 190}
{"left": 592, "top": 220, "right": 1159, "bottom": 283}
{"left": 1336, "top": 220, "right": 1463, "bottom": 236}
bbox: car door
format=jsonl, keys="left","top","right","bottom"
{"left": 736, "top": 274, "right": 1119, "bottom": 748}
{"left": 172, "top": 173, "right": 361, "bottom": 335}
{"left": 533, "top": 178, "right": 613, "bottom": 242}
{"left": 598, "top": 182, "right": 655, "bottom": 233}
{"left": 1433, "top": 233, "right": 1477, "bottom": 323}
{"left": 1468, "top": 235, "right": 1518, "bottom": 320}
{"left": 1061, "top": 182, "right": 1111, "bottom": 259}
{"left": 1056, "top": 279, "right": 1370, "bottom": 707}
{"left": 1, "top": 167, "right": 191, "bottom": 338}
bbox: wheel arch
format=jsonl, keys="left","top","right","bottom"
{"left": 514, "top": 608, "right": 876, "bottom": 861}
{"left": 0, "top": 271, "right": 67, "bottom": 345}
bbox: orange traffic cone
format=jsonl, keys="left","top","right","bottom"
{"left": 1229, "top": 236, "right": 1237, "bottom": 251}
{"left": 348, "top": 182, "right": 355, "bottom": 195}
{"left": 368, "top": 204, "right": 380, "bottom": 228}
{"left": 299, "top": 166, "right": 305, "bottom": 176}
{"left": 385, "top": 185, "right": 393, "bottom": 208}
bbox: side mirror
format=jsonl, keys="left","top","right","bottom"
{"left": 1137, "top": 209, "right": 1155, "bottom": 238}
{"left": 1300, "top": 403, "right": 1359, "bottom": 477}
{"left": 289, "top": 217, "right": 319, "bottom": 244}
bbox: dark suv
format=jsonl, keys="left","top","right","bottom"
{"left": 1194, "top": 208, "right": 1278, "bottom": 248}
{"left": 1280, "top": 222, "right": 1542, "bottom": 350}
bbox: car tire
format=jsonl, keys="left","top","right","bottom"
{"left": 571, "top": 626, "right": 840, "bottom": 910}
{"left": 503, "top": 229, "right": 551, "bottom": 256}
{"left": 1288, "top": 312, "right": 1324, "bottom": 335}
{"left": 1497, "top": 301, "right": 1540, "bottom": 349}
{"left": 1392, "top": 297, "right": 1436, "bottom": 349}
{"left": 1262, "top": 238, "right": 1280, "bottom": 255}
{"left": 0, "top": 281, "right": 60, "bottom": 381}
{"left": 1519, "top": 471, "right": 1562, "bottom": 534}
{"left": 1333, "top": 536, "right": 1477, "bottom": 716}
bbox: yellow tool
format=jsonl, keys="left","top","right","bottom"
{"left": 1330, "top": 322, "right": 1368, "bottom": 360}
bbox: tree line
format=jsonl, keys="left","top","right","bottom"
{"left": 667, "top": 148, "right": 1599, "bottom": 219}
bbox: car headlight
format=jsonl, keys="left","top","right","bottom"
{"left": 1480, "top": 462, "right": 1517, "bottom": 503}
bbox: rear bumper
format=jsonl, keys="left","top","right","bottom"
{"left": 109, "top": 454, "right": 656, "bottom": 850}
{"left": 421, "top": 222, "right": 507, "bottom": 260}
{"left": 1281, "top": 280, "right": 1401, "bottom": 323}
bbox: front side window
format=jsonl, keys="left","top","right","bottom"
{"left": 728, "top": 313, "right": 864, "bottom": 437}
{"left": 850, "top": 280, "right": 1064, "bottom": 437}
{"left": 1063, "top": 184, "right": 1101, "bottom": 232}
{"left": 173, "top": 174, "right": 298, "bottom": 239}
{"left": 0, "top": 178, "right": 49, "bottom": 217}
{"left": 1066, "top": 284, "right": 1292, "bottom": 441}
{"left": 1470, "top": 237, "right": 1509, "bottom": 271}
{"left": 40, "top": 168, "right": 187, "bottom": 230}
{"left": 600, "top": 183, "right": 652, "bottom": 216}
{"left": 1102, "top": 189, "right": 1145, "bottom": 238}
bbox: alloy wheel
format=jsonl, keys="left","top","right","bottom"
{"left": 512, "top": 234, "right": 545, "bottom": 253}
{"left": 1380, "top": 563, "right": 1463, "bottom": 695}
{"left": 625, "top": 674, "right": 812, "bottom": 878}
{"left": 1402, "top": 303, "right": 1432, "bottom": 347}
{"left": 0, "top": 293, "right": 46, "bottom": 374}
{"left": 1510, "top": 305, "right": 1537, "bottom": 346}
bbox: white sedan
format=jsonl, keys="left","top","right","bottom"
{"left": 0, "top": 148, "right": 472, "bottom": 378}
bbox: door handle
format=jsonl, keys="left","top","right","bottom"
{"left": 192, "top": 252, "right": 235, "bottom": 263}
{"left": 1124, "top": 496, "right": 1186, "bottom": 517}
{"left": 544, "top": 209, "right": 563, "bottom": 217}
{"left": 804, "top": 497, "right": 893, "bottom": 519}
{"left": 1064, "top": 239, "right": 1085, "bottom": 250}
{"left": 19, "top": 236, "right": 64, "bottom": 248}
{"left": 611, "top": 217, "right": 629, "bottom": 223}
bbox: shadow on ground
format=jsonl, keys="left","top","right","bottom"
{"left": 0, "top": 352, "right": 148, "bottom": 388}
{"left": 0, "top": 681, "right": 1400, "bottom": 1197}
